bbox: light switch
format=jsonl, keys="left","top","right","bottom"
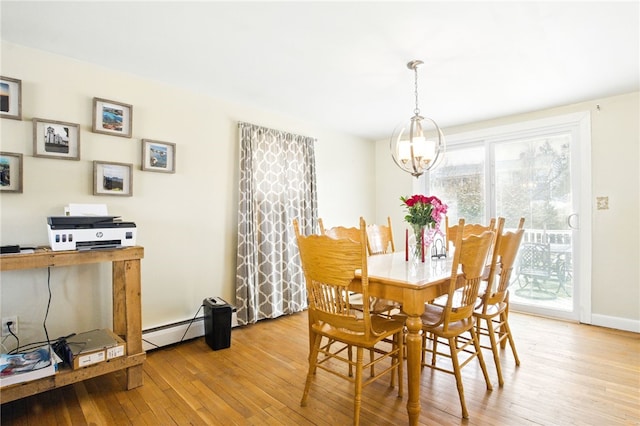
{"left": 596, "top": 196, "right": 609, "bottom": 210}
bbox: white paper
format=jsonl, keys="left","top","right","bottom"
{"left": 65, "top": 204, "right": 108, "bottom": 216}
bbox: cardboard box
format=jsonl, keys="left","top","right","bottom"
{"left": 67, "top": 329, "right": 126, "bottom": 369}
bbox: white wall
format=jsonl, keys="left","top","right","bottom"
{"left": 376, "top": 92, "right": 640, "bottom": 330}
{"left": 2, "top": 40, "right": 637, "bottom": 345}
{"left": 0, "top": 42, "right": 375, "bottom": 346}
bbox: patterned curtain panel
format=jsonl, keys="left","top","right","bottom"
{"left": 235, "top": 122, "right": 318, "bottom": 325}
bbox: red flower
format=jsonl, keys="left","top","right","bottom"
{"left": 400, "top": 194, "right": 448, "bottom": 228}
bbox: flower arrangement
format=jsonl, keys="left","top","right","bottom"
{"left": 400, "top": 194, "right": 448, "bottom": 229}
{"left": 400, "top": 194, "right": 448, "bottom": 262}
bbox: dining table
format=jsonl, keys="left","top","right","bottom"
{"left": 352, "top": 251, "right": 454, "bottom": 426}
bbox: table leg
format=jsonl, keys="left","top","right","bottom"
{"left": 405, "top": 315, "right": 422, "bottom": 425}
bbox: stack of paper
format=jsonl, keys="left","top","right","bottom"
{"left": 0, "top": 346, "right": 60, "bottom": 387}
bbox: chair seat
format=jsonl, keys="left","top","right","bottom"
{"left": 351, "top": 297, "right": 402, "bottom": 315}
{"left": 312, "top": 316, "right": 405, "bottom": 348}
{"left": 421, "top": 304, "right": 476, "bottom": 337}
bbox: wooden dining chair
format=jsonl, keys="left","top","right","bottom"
{"left": 317, "top": 217, "right": 400, "bottom": 377}
{"left": 474, "top": 217, "right": 525, "bottom": 386}
{"left": 366, "top": 216, "right": 395, "bottom": 255}
{"left": 365, "top": 217, "right": 402, "bottom": 316}
{"left": 320, "top": 219, "right": 362, "bottom": 243}
{"left": 431, "top": 217, "right": 497, "bottom": 307}
{"left": 293, "top": 218, "right": 405, "bottom": 426}
{"left": 445, "top": 216, "right": 496, "bottom": 253}
{"left": 420, "top": 218, "right": 494, "bottom": 419}
{"left": 446, "top": 216, "right": 499, "bottom": 286}
{"left": 319, "top": 218, "right": 400, "bottom": 317}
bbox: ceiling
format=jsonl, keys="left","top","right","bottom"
{"left": 1, "top": 1, "right": 638, "bottom": 141}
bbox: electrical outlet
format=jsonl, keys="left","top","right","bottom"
{"left": 596, "top": 196, "right": 609, "bottom": 210}
{"left": 2, "top": 316, "right": 18, "bottom": 337}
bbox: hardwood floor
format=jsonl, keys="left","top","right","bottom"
{"left": 1, "top": 311, "right": 639, "bottom": 425}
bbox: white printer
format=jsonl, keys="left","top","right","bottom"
{"left": 47, "top": 216, "right": 136, "bottom": 251}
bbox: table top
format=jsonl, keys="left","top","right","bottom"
{"left": 361, "top": 251, "right": 453, "bottom": 289}
{"left": 0, "top": 246, "right": 144, "bottom": 271}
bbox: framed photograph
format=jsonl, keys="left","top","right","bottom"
{"left": 0, "top": 152, "right": 23, "bottom": 193}
{"left": 93, "top": 161, "right": 133, "bottom": 196}
{"left": 92, "top": 97, "right": 133, "bottom": 138}
{"left": 1, "top": 76, "right": 22, "bottom": 120}
{"left": 33, "top": 118, "right": 81, "bottom": 160}
{"left": 141, "top": 139, "right": 176, "bottom": 173}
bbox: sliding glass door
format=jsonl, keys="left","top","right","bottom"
{"left": 427, "top": 113, "right": 591, "bottom": 321}
{"left": 493, "top": 135, "right": 575, "bottom": 314}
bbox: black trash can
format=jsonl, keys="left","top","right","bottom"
{"left": 203, "top": 297, "right": 233, "bottom": 350}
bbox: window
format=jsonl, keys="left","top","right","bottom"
{"left": 424, "top": 112, "right": 591, "bottom": 321}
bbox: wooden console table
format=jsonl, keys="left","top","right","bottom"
{"left": 0, "top": 246, "right": 145, "bottom": 403}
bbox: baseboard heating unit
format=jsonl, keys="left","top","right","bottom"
{"left": 142, "top": 311, "right": 238, "bottom": 351}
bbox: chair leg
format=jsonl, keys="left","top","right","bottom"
{"left": 421, "top": 333, "right": 427, "bottom": 370}
{"left": 448, "top": 337, "right": 469, "bottom": 419}
{"left": 485, "top": 317, "right": 505, "bottom": 387}
{"left": 397, "top": 330, "right": 404, "bottom": 398}
{"left": 501, "top": 312, "right": 520, "bottom": 366}
{"left": 301, "top": 333, "right": 322, "bottom": 407}
{"left": 310, "top": 335, "right": 318, "bottom": 375}
{"left": 390, "top": 334, "right": 396, "bottom": 388}
{"left": 348, "top": 345, "right": 354, "bottom": 377}
{"left": 431, "top": 334, "right": 438, "bottom": 365}
{"left": 470, "top": 327, "right": 493, "bottom": 391}
{"left": 354, "top": 347, "right": 364, "bottom": 426}
{"left": 501, "top": 296, "right": 511, "bottom": 349}
{"left": 370, "top": 348, "right": 375, "bottom": 377}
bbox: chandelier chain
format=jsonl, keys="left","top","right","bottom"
{"left": 413, "top": 65, "right": 420, "bottom": 116}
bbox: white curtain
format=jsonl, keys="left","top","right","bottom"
{"left": 235, "top": 122, "right": 317, "bottom": 325}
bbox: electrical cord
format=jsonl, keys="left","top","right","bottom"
{"left": 142, "top": 305, "right": 203, "bottom": 351}
{"left": 143, "top": 304, "right": 205, "bottom": 350}
{"left": 43, "top": 267, "right": 52, "bottom": 346}
{"left": 142, "top": 338, "right": 160, "bottom": 349}
{"left": 5, "top": 265, "right": 204, "bottom": 356}
{"left": 7, "top": 322, "right": 19, "bottom": 353}
{"left": 179, "top": 304, "right": 204, "bottom": 343}
{"left": 7, "top": 267, "right": 54, "bottom": 355}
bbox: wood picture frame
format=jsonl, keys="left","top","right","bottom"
{"left": 141, "top": 139, "right": 176, "bottom": 173}
{"left": 92, "top": 97, "right": 133, "bottom": 138}
{"left": 33, "top": 118, "right": 81, "bottom": 160}
{"left": 0, "top": 152, "right": 23, "bottom": 193}
{"left": 93, "top": 161, "right": 133, "bottom": 196}
{"left": 0, "top": 76, "right": 22, "bottom": 120}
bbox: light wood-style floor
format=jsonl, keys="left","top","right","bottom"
{"left": 1, "top": 311, "right": 639, "bottom": 425}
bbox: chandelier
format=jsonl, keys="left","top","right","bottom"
{"left": 390, "top": 60, "right": 445, "bottom": 178}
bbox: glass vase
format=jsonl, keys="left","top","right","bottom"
{"left": 410, "top": 225, "right": 426, "bottom": 263}
{"left": 408, "top": 224, "right": 437, "bottom": 263}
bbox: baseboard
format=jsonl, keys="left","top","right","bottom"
{"left": 142, "top": 311, "right": 238, "bottom": 351}
{"left": 590, "top": 313, "right": 640, "bottom": 333}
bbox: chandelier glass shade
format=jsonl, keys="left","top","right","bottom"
{"left": 390, "top": 60, "right": 445, "bottom": 178}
